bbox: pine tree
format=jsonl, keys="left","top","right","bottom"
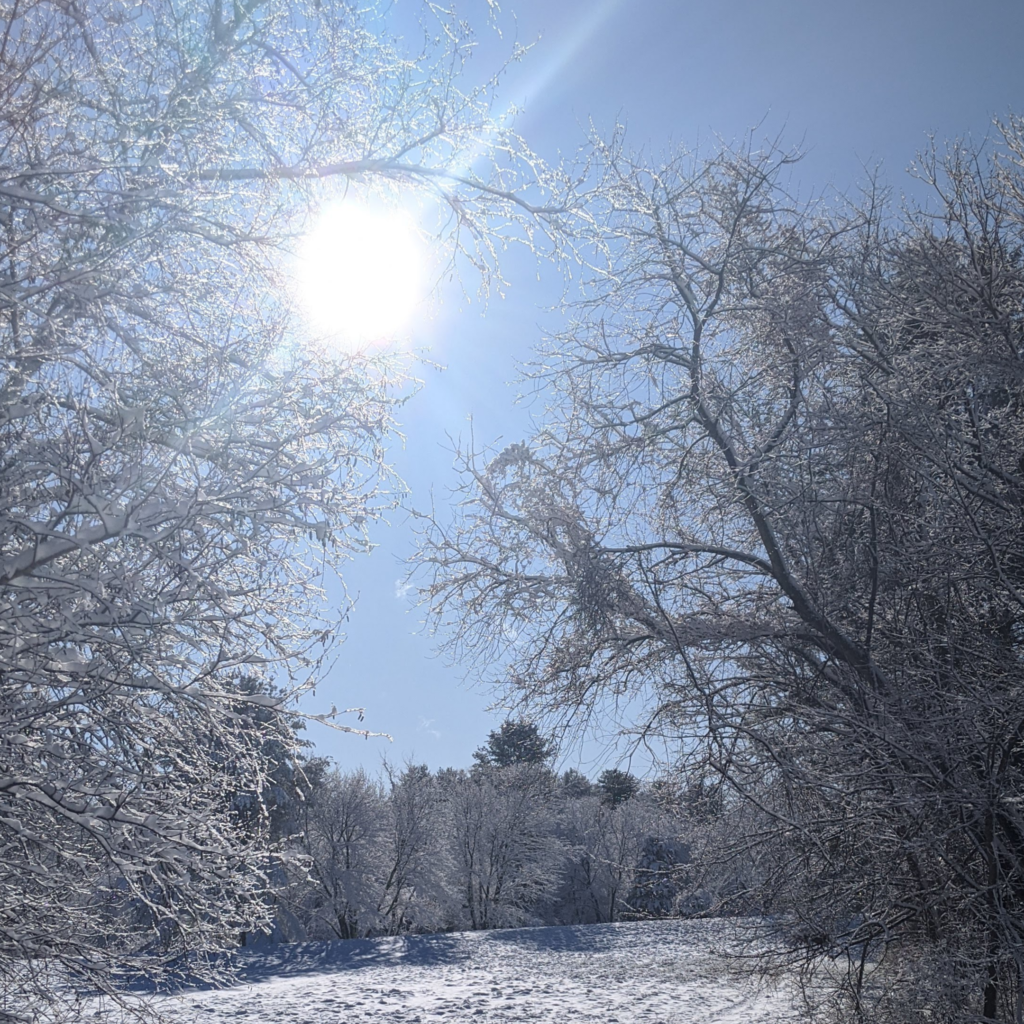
{"left": 597, "top": 769, "right": 640, "bottom": 807}
{"left": 472, "top": 720, "right": 556, "bottom": 769}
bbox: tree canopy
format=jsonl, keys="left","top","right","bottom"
{"left": 597, "top": 769, "right": 639, "bottom": 807}
{"left": 5, "top": 1, "right": 1024, "bottom": 1019}
{"left": 473, "top": 719, "right": 557, "bottom": 769}
{"left": 0, "top": 0, "right": 563, "bottom": 1015}
{"left": 417, "top": 121, "right": 1024, "bottom": 1021}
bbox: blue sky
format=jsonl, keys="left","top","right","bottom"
{"left": 303, "top": 0, "right": 1024, "bottom": 775}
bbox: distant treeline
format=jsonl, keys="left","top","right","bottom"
{"left": 252, "top": 722, "right": 741, "bottom": 942}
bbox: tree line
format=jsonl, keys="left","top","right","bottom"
{"left": 267, "top": 722, "right": 715, "bottom": 942}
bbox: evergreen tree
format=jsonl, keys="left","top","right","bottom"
{"left": 560, "top": 769, "right": 594, "bottom": 798}
{"left": 597, "top": 769, "right": 640, "bottom": 807}
{"left": 472, "top": 720, "right": 556, "bottom": 769}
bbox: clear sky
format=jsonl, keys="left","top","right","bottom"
{"left": 302, "top": 0, "right": 1024, "bottom": 775}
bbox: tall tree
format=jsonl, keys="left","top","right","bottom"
{"left": 554, "top": 790, "right": 670, "bottom": 924}
{"left": 417, "top": 124, "right": 1024, "bottom": 1021}
{"left": 297, "top": 768, "right": 385, "bottom": 940}
{"left": 0, "top": 0, "right": 562, "bottom": 1014}
{"left": 597, "top": 769, "right": 639, "bottom": 807}
{"left": 473, "top": 719, "right": 557, "bottom": 769}
{"left": 440, "top": 764, "right": 563, "bottom": 930}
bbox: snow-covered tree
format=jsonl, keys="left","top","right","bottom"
{"left": 0, "top": 0, "right": 564, "bottom": 1014}
{"left": 440, "top": 764, "right": 563, "bottom": 930}
{"left": 554, "top": 791, "right": 670, "bottom": 925}
{"left": 374, "top": 762, "right": 447, "bottom": 935}
{"left": 281, "top": 753, "right": 697, "bottom": 937}
{"left": 296, "top": 768, "right": 385, "bottom": 940}
{"left": 416, "top": 122, "right": 1024, "bottom": 1021}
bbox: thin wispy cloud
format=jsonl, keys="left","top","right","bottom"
{"left": 417, "top": 717, "right": 442, "bottom": 740}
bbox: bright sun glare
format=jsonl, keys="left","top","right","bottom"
{"left": 297, "top": 203, "right": 422, "bottom": 348}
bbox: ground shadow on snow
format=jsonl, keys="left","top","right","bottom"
{"left": 129, "top": 922, "right": 638, "bottom": 992}
{"left": 485, "top": 923, "right": 619, "bottom": 955}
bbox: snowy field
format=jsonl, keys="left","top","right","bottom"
{"left": 96, "top": 920, "right": 799, "bottom": 1023}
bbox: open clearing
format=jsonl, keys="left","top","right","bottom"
{"left": 98, "top": 919, "right": 799, "bottom": 1023}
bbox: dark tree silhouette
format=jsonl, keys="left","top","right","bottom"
{"left": 473, "top": 720, "right": 557, "bottom": 769}
{"left": 560, "top": 769, "right": 594, "bottom": 798}
{"left": 597, "top": 769, "right": 640, "bottom": 807}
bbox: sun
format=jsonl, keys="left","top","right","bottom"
{"left": 296, "top": 203, "right": 423, "bottom": 347}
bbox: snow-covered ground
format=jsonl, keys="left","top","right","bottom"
{"left": 96, "top": 920, "right": 799, "bottom": 1023}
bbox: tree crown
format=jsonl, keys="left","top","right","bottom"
{"left": 472, "top": 719, "right": 557, "bottom": 769}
